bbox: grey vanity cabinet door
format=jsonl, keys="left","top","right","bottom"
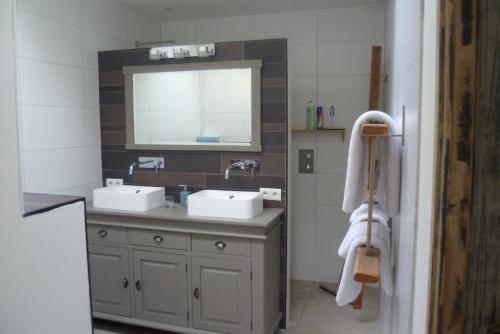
{"left": 191, "top": 256, "right": 252, "bottom": 334}
{"left": 88, "top": 245, "right": 132, "bottom": 316}
{"left": 132, "top": 250, "right": 188, "bottom": 327}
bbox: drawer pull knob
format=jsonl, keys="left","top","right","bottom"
{"left": 98, "top": 230, "right": 108, "bottom": 238}
{"left": 135, "top": 280, "right": 141, "bottom": 291}
{"left": 122, "top": 278, "right": 128, "bottom": 288}
{"left": 215, "top": 241, "right": 226, "bottom": 250}
{"left": 194, "top": 288, "right": 200, "bottom": 299}
{"left": 153, "top": 235, "right": 164, "bottom": 243}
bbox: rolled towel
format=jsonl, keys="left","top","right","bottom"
{"left": 336, "top": 234, "right": 393, "bottom": 306}
{"left": 349, "top": 203, "right": 389, "bottom": 224}
{"left": 338, "top": 220, "right": 390, "bottom": 260}
{"left": 342, "top": 111, "right": 401, "bottom": 217}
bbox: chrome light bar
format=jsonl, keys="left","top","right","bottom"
{"left": 149, "top": 43, "right": 215, "bottom": 60}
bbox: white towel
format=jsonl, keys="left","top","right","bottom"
{"left": 349, "top": 203, "right": 389, "bottom": 225}
{"left": 336, "top": 219, "right": 393, "bottom": 306}
{"left": 342, "top": 111, "right": 401, "bottom": 217}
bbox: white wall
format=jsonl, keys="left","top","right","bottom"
{"left": 15, "top": 0, "right": 160, "bottom": 200}
{"left": 161, "top": 4, "right": 386, "bottom": 284}
{"left": 384, "top": 0, "right": 423, "bottom": 333}
{"left": 0, "top": 1, "right": 92, "bottom": 333}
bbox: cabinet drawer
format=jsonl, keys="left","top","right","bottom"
{"left": 88, "top": 225, "right": 128, "bottom": 244}
{"left": 192, "top": 235, "right": 251, "bottom": 257}
{"left": 131, "top": 230, "right": 187, "bottom": 250}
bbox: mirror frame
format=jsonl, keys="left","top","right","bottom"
{"left": 123, "top": 60, "right": 262, "bottom": 152}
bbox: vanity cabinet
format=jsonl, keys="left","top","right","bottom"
{"left": 88, "top": 245, "right": 132, "bottom": 316}
{"left": 132, "top": 250, "right": 188, "bottom": 326}
{"left": 86, "top": 206, "right": 282, "bottom": 334}
{"left": 192, "top": 256, "right": 252, "bottom": 334}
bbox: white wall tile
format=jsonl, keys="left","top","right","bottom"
{"left": 83, "top": 70, "right": 99, "bottom": 108}
{"left": 316, "top": 141, "right": 348, "bottom": 173}
{"left": 315, "top": 205, "right": 349, "bottom": 238}
{"left": 318, "top": 42, "right": 380, "bottom": 76}
{"left": 289, "top": 44, "right": 317, "bottom": 77}
{"left": 83, "top": 30, "right": 126, "bottom": 70}
{"left": 125, "top": 9, "right": 160, "bottom": 49}
{"left": 23, "top": 148, "right": 86, "bottom": 193}
{"left": 161, "top": 21, "right": 197, "bottom": 44}
{"left": 292, "top": 173, "right": 316, "bottom": 205}
{"left": 291, "top": 262, "right": 315, "bottom": 281}
{"left": 82, "top": 0, "right": 126, "bottom": 40}
{"left": 316, "top": 173, "right": 345, "bottom": 206}
{"left": 254, "top": 10, "right": 317, "bottom": 44}
{"left": 317, "top": 76, "right": 370, "bottom": 110}
{"left": 196, "top": 15, "right": 253, "bottom": 43}
{"left": 318, "top": 6, "right": 385, "bottom": 43}
{"left": 292, "top": 235, "right": 315, "bottom": 265}
{"left": 314, "top": 265, "right": 342, "bottom": 283}
{"left": 18, "top": 58, "right": 83, "bottom": 107}
{"left": 84, "top": 108, "right": 101, "bottom": 146}
{"left": 314, "top": 236, "right": 343, "bottom": 267}
{"left": 85, "top": 146, "right": 102, "bottom": 184}
{"left": 290, "top": 77, "right": 317, "bottom": 112}
{"left": 291, "top": 204, "right": 315, "bottom": 236}
{"left": 17, "top": 0, "right": 82, "bottom": 26}
{"left": 17, "top": 11, "right": 82, "bottom": 67}
{"left": 20, "top": 106, "right": 85, "bottom": 151}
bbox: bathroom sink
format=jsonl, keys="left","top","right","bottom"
{"left": 93, "top": 185, "right": 165, "bottom": 212}
{"left": 187, "top": 190, "right": 263, "bottom": 219}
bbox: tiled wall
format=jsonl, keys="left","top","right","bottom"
{"left": 160, "top": 4, "right": 386, "bottom": 283}
{"left": 97, "top": 39, "right": 288, "bottom": 324}
{"left": 383, "top": 0, "right": 422, "bottom": 333}
{"left": 15, "top": 0, "right": 160, "bottom": 199}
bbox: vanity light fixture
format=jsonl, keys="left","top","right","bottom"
{"left": 149, "top": 43, "right": 215, "bottom": 60}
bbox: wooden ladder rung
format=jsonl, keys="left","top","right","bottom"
{"left": 361, "top": 123, "right": 389, "bottom": 137}
{"left": 353, "top": 246, "right": 380, "bottom": 284}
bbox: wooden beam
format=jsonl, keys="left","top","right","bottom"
{"left": 429, "top": 0, "right": 477, "bottom": 333}
{"left": 369, "top": 46, "right": 382, "bottom": 110}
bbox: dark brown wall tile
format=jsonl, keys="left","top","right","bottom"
{"left": 262, "top": 86, "right": 286, "bottom": 102}
{"left": 134, "top": 171, "right": 205, "bottom": 188}
{"left": 261, "top": 63, "right": 287, "bottom": 78}
{"left": 98, "top": 49, "right": 150, "bottom": 71}
{"left": 100, "top": 105, "right": 125, "bottom": 126}
{"left": 164, "top": 152, "right": 221, "bottom": 174}
{"left": 99, "top": 72, "right": 124, "bottom": 86}
{"left": 221, "top": 153, "right": 286, "bottom": 177}
{"left": 101, "top": 131, "right": 126, "bottom": 146}
{"left": 206, "top": 174, "right": 285, "bottom": 191}
{"left": 262, "top": 102, "right": 286, "bottom": 123}
{"left": 244, "top": 39, "right": 287, "bottom": 63}
{"left": 262, "top": 77, "right": 286, "bottom": 87}
{"left": 262, "top": 132, "right": 287, "bottom": 147}
{"left": 262, "top": 123, "right": 287, "bottom": 132}
{"left": 100, "top": 90, "right": 125, "bottom": 105}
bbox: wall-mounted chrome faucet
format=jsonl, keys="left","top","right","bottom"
{"left": 129, "top": 158, "right": 163, "bottom": 176}
{"left": 224, "top": 159, "right": 260, "bottom": 180}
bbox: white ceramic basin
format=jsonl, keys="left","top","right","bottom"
{"left": 187, "top": 189, "right": 263, "bottom": 219}
{"left": 93, "top": 185, "right": 165, "bottom": 212}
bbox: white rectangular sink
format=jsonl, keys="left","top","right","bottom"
{"left": 93, "top": 185, "right": 165, "bottom": 212}
{"left": 187, "top": 190, "right": 263, "bottom": 219}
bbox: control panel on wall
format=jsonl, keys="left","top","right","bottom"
{"left": 298, "top": 149, "right": 314, "bottom": 174}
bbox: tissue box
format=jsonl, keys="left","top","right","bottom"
{"left": 196, "top": 136, "right": 220, "bottom": 142}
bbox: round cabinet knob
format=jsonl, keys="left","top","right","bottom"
{"left": 122, "top": 278, "right": 128, "bottom": 288}
{"left": 193, "top": 288, "right": 200, "bottom": 299}
{"left": 135, "top": 280, "right": 141, "bottom": 291}
{"left": 98, "top": 230, "right": 108, "bottom": 238}
{"left": 153, "top": 235, "right": 164, "bottom": 243}
{"left": 215, "top": 241, "right": 226, "bottom": 250}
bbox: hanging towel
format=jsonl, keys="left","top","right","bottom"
{"left": 342, "top": 111, "right": 400, "bottom": 217}
{"left": 349, "top": 203, "right": 389, "bottom": 225}
{"left": 336, "top": 214, "right": 393, "bottom": 306}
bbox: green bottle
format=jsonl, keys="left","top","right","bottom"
{"left": 306, "top": 100, "right": 316, "bottom": 130}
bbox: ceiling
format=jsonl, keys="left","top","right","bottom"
{"left": 116, "top": 0, "right": 384, "bottom": 22}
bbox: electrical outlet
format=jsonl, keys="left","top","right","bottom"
{"left": 259, "top": 188, "right": 282, "bottom": 201}
{"left": 106, "top": 178, "right": 123, "bottom": 186}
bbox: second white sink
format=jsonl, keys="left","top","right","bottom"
{"left": 93, "top": 185, "right": 165, "bottom": 212}
{"left": 187, "top": 190, "right": 263, "bottom": 219}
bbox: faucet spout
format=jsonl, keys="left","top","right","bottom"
{"left": 225, "top": 161, "right": 245, "bottom": 180}
{"left": 129, "top": 162, "right": 138, "bottom": 176}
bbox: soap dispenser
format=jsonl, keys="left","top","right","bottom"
{"left": 179, "top": 185, "right": 190, "bottom": 207}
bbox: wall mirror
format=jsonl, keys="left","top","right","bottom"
{"left": 124, "top": 60, "right": 262, "bottom": 151}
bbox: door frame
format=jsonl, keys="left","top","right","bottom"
{"left": 428, "top": 0, "right": 478, "bottom": 332}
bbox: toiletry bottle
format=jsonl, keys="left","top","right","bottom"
{"left": 316, "top": 106, "right": 323, "bottom": 129}
{"left": 306, "top": 100, "right": 316, "bottom": 130}
{"left": 329, "top": 105, "right": 335, "bottom": 128}
{"left": 179, "top": 185, "right": 191, "bottom": 207}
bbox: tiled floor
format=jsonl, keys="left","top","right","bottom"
{"left": 94, "top": 280, "right": 381, "bottom": 334}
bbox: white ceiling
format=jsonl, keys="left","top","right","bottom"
{"left": 117, "top": 0, "right": 384, "bottom": 22}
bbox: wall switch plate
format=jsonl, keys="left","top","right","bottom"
{"left": 138, "top": 157, "right": 165, "bottom": 169}
{"left": 106, "top": 178, "right": 123, "bottom": 186}
{"left": 259, "top": 188, "right": 282, "bottom": 201}
{"left": 298, "top": 149, "right": 314, "bottom": 173}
